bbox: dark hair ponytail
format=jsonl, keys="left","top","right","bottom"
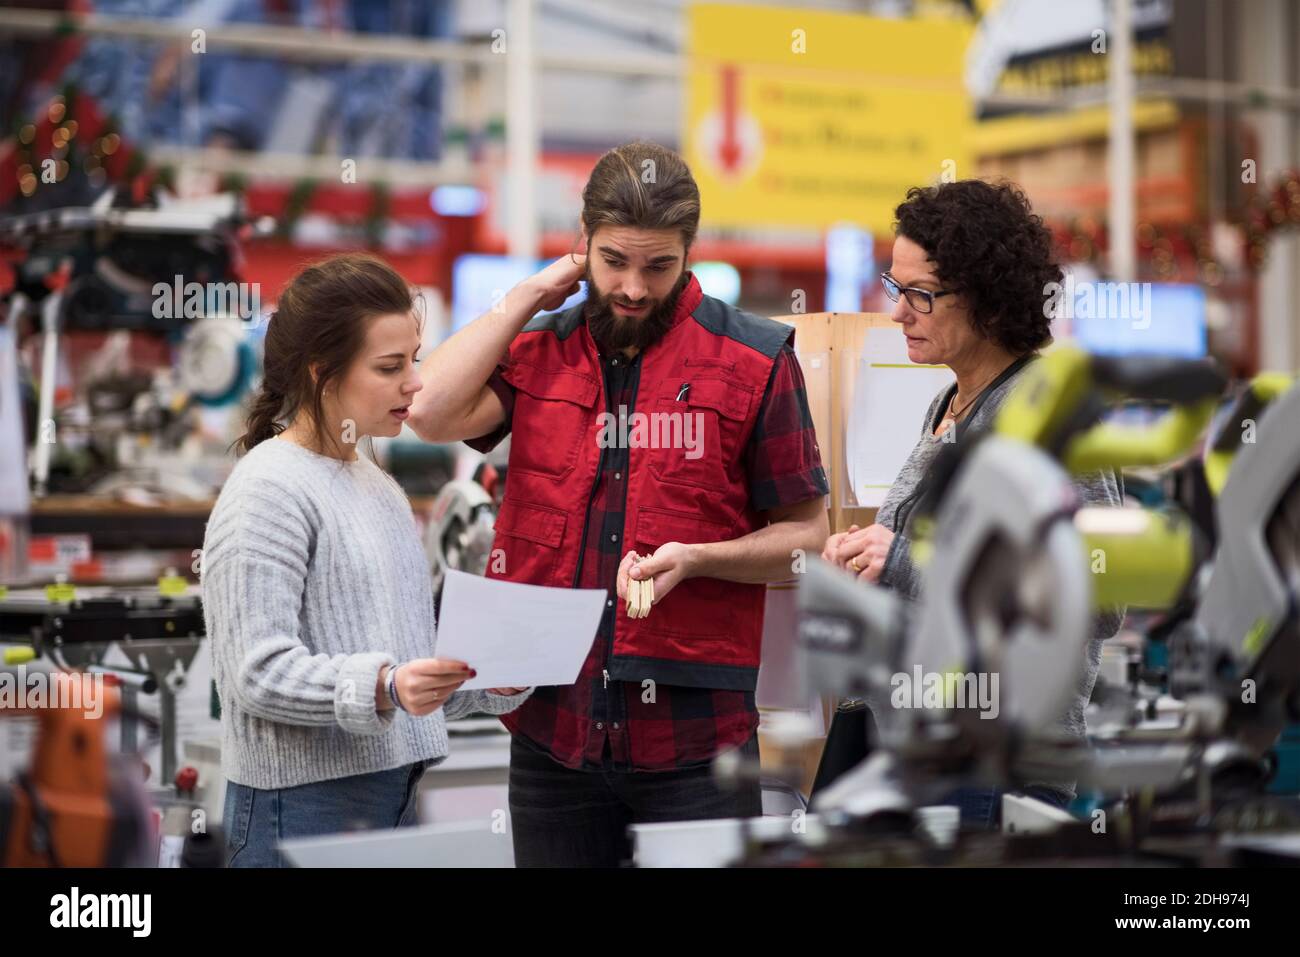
{"left": 233, "top": 253, "right": 416, "bottom": 456}
{"left": 234, "top": 374, "right": 286, "bottom": 455}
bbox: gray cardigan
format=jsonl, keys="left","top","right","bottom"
{"left": 202, "top": 438, "right": 531, "bottom": 790}
{"left": 875, "top": 363, "right": 1124, "bottom": 791}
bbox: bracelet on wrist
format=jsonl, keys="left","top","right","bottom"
{"left": 386, "top": 663, "right": 406, "bottom": 712}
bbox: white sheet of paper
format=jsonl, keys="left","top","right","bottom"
{"left": 845, "top": 328, "right": 953, "bottom": 507}
{"left": 434, "top": 569, "right": 607, "bottom": 690}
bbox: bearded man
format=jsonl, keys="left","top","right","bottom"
{"left": 411, "top": 141, "right": 829, "bottom": 867}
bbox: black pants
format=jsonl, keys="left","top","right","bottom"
{"left": 508, "top": 735, "right": 763, "bottom": 867}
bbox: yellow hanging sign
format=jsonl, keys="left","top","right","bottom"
{"left": 685, "top": 5, "right": 973, "bottom": 232}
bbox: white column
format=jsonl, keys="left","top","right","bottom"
{"left": 1107, "top": 0, "right": 1136, "bottom": 282}
{"left": 1239, "top": 0, "right": 1300, "bottom": 373}
{"left": 506, "top": 0, "right": 540, "bottom": 262}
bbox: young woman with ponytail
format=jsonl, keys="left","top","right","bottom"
{"left": 203, "top": 253, "right": 530, "bottom": 867}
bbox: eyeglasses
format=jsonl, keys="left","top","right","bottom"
{"left": 880, "top": 272, "right": 955, "bottom": 315}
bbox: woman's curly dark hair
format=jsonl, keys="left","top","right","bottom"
{"left": 893, "top": 180, "right": 1061, "bottom": 355}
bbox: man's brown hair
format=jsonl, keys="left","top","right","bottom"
{"left": 580, "top": 142, "right": 701, "bottom": 251}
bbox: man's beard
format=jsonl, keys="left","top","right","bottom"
{"left": 584, "top": 267, "right": 689, "bottom": 354}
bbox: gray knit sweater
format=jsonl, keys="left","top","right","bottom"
{"left": 202, "top": 438, "right": 531, "bottom": 790}
{"left": 876, "top": 363, "right": 1124, "bottom": 756}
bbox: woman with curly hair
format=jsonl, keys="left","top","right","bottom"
{"left": 820, "top": 179, "right": 1123, "bottom": 827}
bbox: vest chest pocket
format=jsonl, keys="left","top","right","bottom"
{"left": 508, "top": 367, "right": 601, "bottom": 480}
{"left": 646, "top": 377, "right": 753, "bottom": 492}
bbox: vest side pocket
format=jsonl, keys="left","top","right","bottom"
{"left": 489, "top": 498, "right": 569, "bottom": 585}
{"left": 508, "top": 366, "right": 601, "bottom": 480}
{"left": 632, "top": 505, "right": 733, "bottom": 601}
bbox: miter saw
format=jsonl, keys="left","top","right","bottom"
{"left": 1166, "top": 374, "right": 1300, "bottom": 757}
{"left": 425, "top": 468, "right": 500, "bottom": 598}
{"left": 798, "top": 430, "right": 1109, "bottom": 824}
{"left": 0, "top": 187, "right": 268, "bottom": 497}
{"left": 771, "top": 350, "right": 1300, "bottom": 864}
{"left": 0, "top": 656, "right": 156, "bottom": 867}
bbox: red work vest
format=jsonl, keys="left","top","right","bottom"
{"left": 486, "top": 274, "right": 793, "bottom": 691}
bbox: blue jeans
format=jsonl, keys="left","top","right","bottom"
{"left": 223, "top": 762, "right": 425, "bottom": 868}
{"left": 944, "top": 785, "right": 1073, "bottom": 830}
{"left": 508, "top": 735, "right": 763, "bottom": 868}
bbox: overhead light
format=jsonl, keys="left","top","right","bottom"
{"left": 431, "top": 185, "right": 486, "bottom": 217}
{"left": 693, "top": 261, "right": 741, "bottom": 305}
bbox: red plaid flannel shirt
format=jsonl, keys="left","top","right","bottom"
{"left": 467, "top": 337, "right": 827, "bottom": 771}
